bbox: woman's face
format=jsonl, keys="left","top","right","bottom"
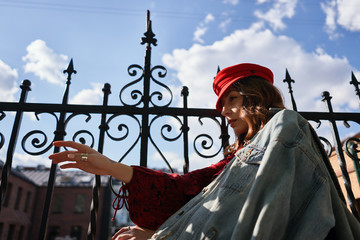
{"left": 220, "top": 89, "right": 249, "bottom": 135}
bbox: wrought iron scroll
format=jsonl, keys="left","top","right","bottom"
{"left": 318, "top": 136, "right": 333, "bottom": 157}
{"left": 0, "top": 80, "right": 31, "bottom": 211}
{"left": 344, "top": 138, "right": 360, "bottom": 189}
{"left": 20, "top": 112, "right": 58, "bottom": 155}
{"left": 148, "top": 115, "right": 183, "bottom": 173}
{"left": 193, "top": 116, "right": 224, "bottom": 158}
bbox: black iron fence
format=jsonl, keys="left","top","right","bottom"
{"left": 1, "top": 10, "right": 360, "bottom": 240}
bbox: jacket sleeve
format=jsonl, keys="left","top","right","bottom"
{"left": 125, "top": 155, "right": 232, "bottom": 230}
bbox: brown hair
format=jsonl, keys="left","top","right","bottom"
{"left": 224, "top": 76, "right": 285, "bottom": 156}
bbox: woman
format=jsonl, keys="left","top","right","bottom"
{"left": 49, "top": 63, "right": 360, "bottom": 239}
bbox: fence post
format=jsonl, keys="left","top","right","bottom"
{"left": 87, "top": 83, "right": 111, "bottom": 240}
{"left": 322, "top": 91, "right": 360, "bottom": 220}
{"left": 139, "top": 10, "right": 157, "bottom": 167}
{"left": 0, "top": 79, "right": 31, "bottom": 210}
{"left": 38, "top": 59, "right": 76, "bottom": 240}
{"left": 181, "top": 86, "right": 190, "bottom": 174}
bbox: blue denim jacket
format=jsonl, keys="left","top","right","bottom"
{"left": 152, "top": 109, "right": 360, "bottom": 240}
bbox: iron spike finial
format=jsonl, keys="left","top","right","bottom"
{"left": 141, "top": 10, "right": 157, "bottom": 46}
{"left": 283, "top": 68, "right": 297, "bottom": 111}
{"left": 214, "top": 66, "right": 221, "bottom": 80}
{"left": 63, "top": 58, "right": 77, "bottom": 83}
{"left": 350, "top": 71, "right": 360, "bottom": 100}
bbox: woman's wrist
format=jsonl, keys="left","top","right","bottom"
{"left": 107, "top": 160, "right": 133, "bottom": 184}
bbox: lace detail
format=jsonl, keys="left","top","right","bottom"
{"left": 112, "top": 182, "right": 129, "bottom": 221}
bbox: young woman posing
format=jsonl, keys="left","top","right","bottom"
{"left": 49, "top": 63, "right": 360, "bottom": 239}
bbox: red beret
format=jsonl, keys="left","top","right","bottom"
{"left": 213, "top": 63, "right": 273, "bottom": 111}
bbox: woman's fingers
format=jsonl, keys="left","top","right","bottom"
{"left": 49, "top": 150, "right": 79, "bottom": 163}
{"left": 112, "top": 227, "right": 131, "bottom": 240}
{"left": 53, "top": 141, "right": 91, "bottom": 153}
{"left": 59, "top": 163, "right": 79, "bottom": 169}
{"left": 49, "top": 141, "right": 94, "bottom": 164}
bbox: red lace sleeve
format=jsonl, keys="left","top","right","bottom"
{"left": 115, "top": 155, "right": 233, "bottom": 230}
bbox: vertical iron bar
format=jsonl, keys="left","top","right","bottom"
{"left": 139, "top": 10, "right": 157, "bottom": 167}
{"left": 322, "top": 91, "right": 360, "bottom": 220}
{"left": 348, "top": 72, "right": 360, "bottom": 187}
{"left": 87, "top": 83, "right": 111, "bottom": 240}
{"left": 220, "top": 116, "right": 230, "bottom": 155}
{"left": 216, "top": 65, "right": 230, "bottom": 154}
{"left": 38, "top": 59, "right": 76, "bottom": 240}
{"left": 181, "top": 86, "right": 190, "bottom": 174}
{"left": 0, "top": 80, "right": 31, "bottom": 211}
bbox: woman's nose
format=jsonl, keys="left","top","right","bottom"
{"left": 221, "top": 105, "right": 228, "bottom": 117}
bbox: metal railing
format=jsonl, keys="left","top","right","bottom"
{"left": 1, "top": 10, "right": 360, "bottom": 240}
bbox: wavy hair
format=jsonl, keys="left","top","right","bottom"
{"left": 224, "top": 76, "right": 285, "bottom": 156}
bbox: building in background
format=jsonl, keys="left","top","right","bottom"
{"left": 0, "top": 161, "right": 120, "bottom": 240}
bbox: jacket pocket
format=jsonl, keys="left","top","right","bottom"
{"left": 201, "top": 227, "right": 218, "bottom": 240}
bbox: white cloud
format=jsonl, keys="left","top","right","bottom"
{"left": 193, "top": 14, "right": 215, "bottom": 44}
{"left": 223, "top": 0, "right": 239, "bottom": 5}
{"left": 0, "top": 60, "right": 18, "bottom": 102}
{"left": 321, "top": 0, "right": 360, "bottom": 38}
{"left": 163, "top": 23, "right": 358, "bottom": 113}
{"left": 13, "top": 152, "right": 51, "bottom": 167}
{"left": 337, "top": 0, "right": 360, "bottom": 31}
{"left": 205, "top": 13, "right": 215, "bottom": 23}
{"left": 254, "top": 0, "right": 298, "bottom": 31}
{"left": 0, "top": 147, "right": 51, "bottom": 168}
{"left": 193, "top": 26, "right": 208, "bottom": 44}
{"left": 69, "top": 83, "right": 103, "bottom": 105}
{"left": 22, "top": 39, "right": 68, "bottom": 86}
{"left": 321, "top": 0, "right": 340, "bottom": 39}
{"left": 219, "top": 18, "right": 232, "bottom": 32}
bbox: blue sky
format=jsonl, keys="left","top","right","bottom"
{"left": 1, "top": 0, "right": 360, "bottom": 170}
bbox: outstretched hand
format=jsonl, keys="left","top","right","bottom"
{"left": 49, "top": 141, "right": 113, "bottom": 175}
{"left": 48, "top": 141, "right": 133, "bottom": 183}
{"left": 112, "top": 225, "right": 156, "bottom": 240}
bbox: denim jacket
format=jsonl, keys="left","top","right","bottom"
{"left": 152, "top": 109, "right": 360, "bottom": 240}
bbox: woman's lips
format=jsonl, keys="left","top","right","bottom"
{"left": 228, "top": 119, "right": 236, "bottom": 127}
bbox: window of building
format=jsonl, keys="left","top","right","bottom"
{"left": 52, "top": 194, "right": 64, "bottom": 214}
{"left": 70, "top": 226, "right": 82, "bottom": 240}
{"left": 0, "top": 222, "right": 3, "bottom": 237}
{"left": 7, "top": 224, "right": 15, "bottom": 240}
{"left": 47, "top": 226, "right": 59, "bottom": 240}
{"left": 18, "top": 226, "right": 24, "bottom": 240}
{"left": 3, "top": 183, "right": 12, "bottom": 207}
{"left": 74, "top": 194, "right": 86, "bottom": 213}
{"left": 14, "top": 187, "right": 22, "bottom": 210}
{"left": 24, "top": 191, "right": 31, "bottom": 213}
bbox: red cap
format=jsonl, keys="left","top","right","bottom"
{"left": 213, "top": 63, "right": 273, "bottom": 111}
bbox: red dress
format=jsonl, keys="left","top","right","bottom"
{"left": 114, "top": 154, "right": 233, "bottom": 230}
